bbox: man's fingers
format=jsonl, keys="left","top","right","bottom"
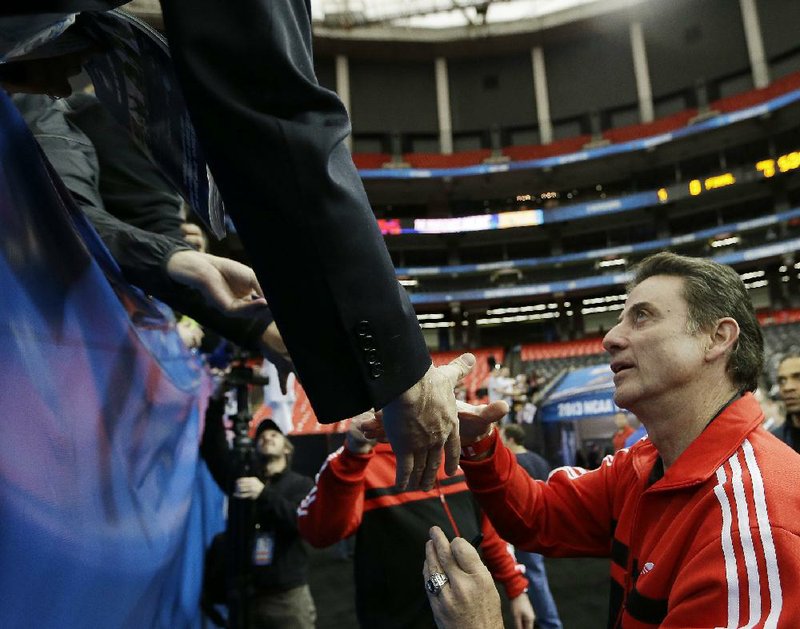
{"left": 395, "top": 452, "right": 413, "bottom": 489}
{"left": 423, "top": 539, "right": 442, "bottom": 580}
{"left": 439, "top": 352, "right": 476, "bottom": 387}
{"left": 450, "top": 536, "right": 486, "bottom": 574}
{"left": 424, "top": 540, "right": 456, "bottom": 607}
{"left": 419, "top": 447, "right": 442, "bottom": 491}
{"left": 224, "top": 295, "right": 269, "bottom": 317}
{"left": 406, "top": 449, "right": 428, "bottom": 490}
{"left": 429, "top": 526, "right": 458, "bottom": 574}
{"left": 443, "top": 426, "right": 461, "bottom": 477}
{"left": 457, "top": 399, "right": 509, "bottom": 423}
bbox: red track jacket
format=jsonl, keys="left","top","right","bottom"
{"left": 298, "top": 443, "right": 527, "bottom": 628}
{"left": 462, "top": 393, "right": 800, "bottom": 628}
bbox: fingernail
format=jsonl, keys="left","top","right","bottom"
{"left": 462, "top": 353, "right": 476, "bottom": 366}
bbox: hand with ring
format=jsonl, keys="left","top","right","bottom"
{"left": 423, "top": 526, "right": 503, "bottom": 629}
{"left": 425, "top": 571, "right": 449, "bottom": 596}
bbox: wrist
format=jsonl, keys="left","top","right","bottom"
{"left": 461, "top": 425, "right": 496, "bottom": 461}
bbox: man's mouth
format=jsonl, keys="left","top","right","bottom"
{"left": 611, "top": 361, "right": 634, "bottom": 374}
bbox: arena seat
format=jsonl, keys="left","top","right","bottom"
{"left": 520, "top": 338, "right": 605, "bottom": 362}
{"left": 353, "top": 152, "right": 392, "bottom": 169}
{"left": 502, "top": 136, "right": 592, "bottom": 162}
{"left": 603, "top": 109, "right": 697, "bottom": 144}
{"left": 403, "top": 149, "right": 493, "bottom": 169}
{"left": 352, "top": 70, "right": 800, "bottom": 171}
{"left": 431, "top": 346, "right": 505, "bottom": 403}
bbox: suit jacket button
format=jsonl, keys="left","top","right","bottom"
{"left": 356, "top": 321, "right": 372, "bottom": 335}
{"left": 369, "top": 364, "right": 383, "bottom": 379}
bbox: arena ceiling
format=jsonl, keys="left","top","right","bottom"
{"left": 310, "top": 0, "right": 603, "bottom": 29}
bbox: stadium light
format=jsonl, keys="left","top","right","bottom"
{"left": 710, "top": 236, "right": 740, "bottom": 248}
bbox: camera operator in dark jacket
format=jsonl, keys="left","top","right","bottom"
{"left": 201, "top": 391, "right": 315, "bottom": 629}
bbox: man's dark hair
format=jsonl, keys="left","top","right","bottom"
{"left": 629, "top": 252, "right": 763, "bottom": 392}
{"left": 502, "top": 423, "right": 526, "bottom": 446}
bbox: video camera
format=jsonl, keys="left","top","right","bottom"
{"left": 214, "top": 348, "right": 271, "bottom": 629}
{"left": 219, "top": 349, "right": 270, "bottom": 479}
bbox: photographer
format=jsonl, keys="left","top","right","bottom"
{"left": 201, "top": 374, "right": 315, "bottom": 629}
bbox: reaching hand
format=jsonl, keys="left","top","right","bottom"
{"left": 509, "top": 593, "right": 535, "bottom": 629}
{"left": 380, "top": 353, "right": 476, "bottom": 491}
{"left": 424, "top": 526, "right": 503, "bottom": 629}
{"left": 259, "top": 321, "right": 295, "bottom": 395}
{"left": 456, "top": 400, "right": 509, "bottom": 445}
{"left": 345, "top": 411, "right": 379, "bottom": 454}
{"left": 180, "top": 222, "right": 208, "bottom": 252}
{"left": 166, "top": 249, "right": 268, "bottom": 317}
{"left": 233, "top": 476, "right": 265, "bottom": 500}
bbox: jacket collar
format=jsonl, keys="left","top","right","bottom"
{"left": 632, "top": 392, "right": 763, "bottom": 490}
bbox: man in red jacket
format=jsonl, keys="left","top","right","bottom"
{"left": 423, "top": 252, "right": 800, "bottom": 628}
{"left": 298, "top": 414, "right": 534, "bottom": 629}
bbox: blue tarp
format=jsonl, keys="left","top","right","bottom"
{"left": 540, "top": 364, "right": 620, "bottom": 423}
{"left": 0, "top": 89, "right": 224, "bottom": 628}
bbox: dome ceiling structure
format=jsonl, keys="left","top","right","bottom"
{"left": 311, "top": 0, "right": 603, "bottom": 30}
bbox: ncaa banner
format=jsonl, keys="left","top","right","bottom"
{"left": 540, "top": 364, "right": 620, "bottom": 423}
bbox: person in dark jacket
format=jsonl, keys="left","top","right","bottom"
{"left": 776, "top": 354, "right": 800, "bottom": 452}
{"left": 499, "top": 423, "right": 562, "bottom": 629}
{"left": 202, "top": 393, "right": 315, "bottom": 629}
{"left": 298, "top": 412, "right": 533, "bottom": 629}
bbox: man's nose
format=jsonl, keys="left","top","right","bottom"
{"left": 602, "top": 324, "right": 626, "bottom": 354}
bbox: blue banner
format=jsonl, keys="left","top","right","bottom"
{"left": 409, "top": 235, "right": 800, "bottom": 305}
{"left": 540, "top": 365, "right": 619, "bottom": 423}
{"left": 397, "top": 206, "right": 800, "bottom": 278}
{"left": 0, "top": 90, "right": 223, "bottom": 629}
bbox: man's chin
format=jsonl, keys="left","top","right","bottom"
{"left": 613, "top": 390, "right": 636, "bottom": 413}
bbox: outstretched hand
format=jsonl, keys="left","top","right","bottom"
{"left": 424, "top": 526, "right": 503, "bottom": 629}
{"left": 378, "top": 353, "right": 476, "bottom": 491}
{"left": 455, "top": 399, "right": 509, "bottom": 444}
{"left": 345, "top": 411, "right": 380, "bottom": 454}
{"left": 166, "top": 249, "right": 268, "bottom": 317}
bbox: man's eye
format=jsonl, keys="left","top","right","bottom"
{"left": 634, "top": 310, "right": 648, "bottom": 322}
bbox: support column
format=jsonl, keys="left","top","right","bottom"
{"left": 629, "top": 21, "right": 654, "bottom": 123}
{"left": 335, "top": 54, "right": 352, "bottom": 150}
{"left": 739, "top": 0, "right": 770, "bottom": 89}
{"left": 434, "top": 57, "right": 453, "bottom": 155}
{"left": 531, "top": 46, "right": 553, "bottom": 144}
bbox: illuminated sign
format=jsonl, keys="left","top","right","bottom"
{"left": 497, "top": 209, "right": 543, "bottom": 229}
{"left": 414, "top": 215, "right": 494, "bottom": 234}
{"left": 688, "top": 173, "right": 735, "bottom": 196}
{"left": 756, "top": 151, "right": 800, "bottom": 178}
{"left": 377, "top": 218, "right": 402, "bottom": 235}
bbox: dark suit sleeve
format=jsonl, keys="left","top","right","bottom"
{"left": 159, "top": 0, "right": 431, "bottom": 422}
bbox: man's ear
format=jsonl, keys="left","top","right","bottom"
{"left": 705, "top": 317, "right": 739, "bottom": 362}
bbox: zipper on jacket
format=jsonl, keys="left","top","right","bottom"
{"left": 437, "top": 481, "right": 461, "bottom": 537}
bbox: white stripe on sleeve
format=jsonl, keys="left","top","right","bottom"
{"left": 742, "top": 439, "right": 783, "bottom": 628}
{"left": 729, "top": 450, "right": 761, "bottom": 628}
{"left": 714, "top": 465, "right": 740, "bottom": 629}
